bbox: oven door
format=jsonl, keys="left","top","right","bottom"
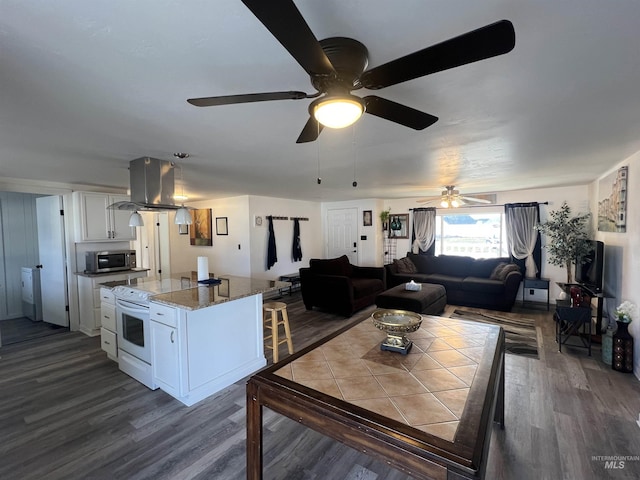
{"left": 116, "top": 299, "right": 151, "bottom": 364}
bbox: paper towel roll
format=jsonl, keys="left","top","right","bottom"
{"left": 197, "top": 256, "right": 209, "bottom": 281}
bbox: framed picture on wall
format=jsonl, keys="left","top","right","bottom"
{"left": 190, "top": 208, "right": 213, "bottom": 246}
{"left": 363, "top": 210, "right": 372, "bottom": 226}
{"left": 388, "top": 213, "right": 409, "bottom": 239}
{"left": 216, "top": 217, "right": 228, "bottom": 235}
{"left": 598, "top": 165, "right": 628, "bottom": 232}
{"left": 178, "top": 224, "right": 188, "bottom": 235}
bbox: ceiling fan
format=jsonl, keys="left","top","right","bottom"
{"left": 187, "top": 0, "right": 515, "bottom": 143}
{"left": 417, "top": 186, "right": 493, "bottom": 208}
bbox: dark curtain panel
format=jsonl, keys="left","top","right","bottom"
{"left": 411, "top": 208, "right": 436, "bottom": 255}
{"left": 504, "top": 202, "right": 541, "bottom": 278}
{"left": 266, "top": 215, "right": 277, "bottom": 270}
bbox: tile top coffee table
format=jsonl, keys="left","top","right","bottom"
{"left": 246, "top": 312, "right": 505, "bottom": 480}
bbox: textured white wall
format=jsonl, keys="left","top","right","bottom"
{"left": 248, "top": 196, "right": 322, "bottom": 280}
{"left": 169, "top": 196, "right": 251, "bottom": 277}
{"left": 591, "top": 153, "right": 640, "bottom": 379}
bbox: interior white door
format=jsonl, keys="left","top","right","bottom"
{"left": 36, "top": 195, "right": 69, "bottom": 327}
{"left": 326, "top": 208, "right": 358, "bottom": 264}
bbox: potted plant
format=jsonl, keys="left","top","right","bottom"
{"left": 536, "top": 201, "right": 591, "bottom": 284}
{"left": 379, "top": 208, "right": 391, "bottom": 231}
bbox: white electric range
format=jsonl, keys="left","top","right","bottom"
{"left": 109, "top": 276, "right": 200, "bottom": 389}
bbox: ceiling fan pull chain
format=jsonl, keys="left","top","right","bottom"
{"left": 316, "top": 123, "right": 322, "bottom": 185}
{"left": 352, "top": 125, "right": 358, "bottom": 187}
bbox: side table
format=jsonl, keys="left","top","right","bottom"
{"left": 278, "top": 272, "right": 301, "bottom": 295}
{"left": 555, "top": 299, "right": 592, "bottom": 356}
{"left": 522, "top": 277, "right": 550, "bottom": 310}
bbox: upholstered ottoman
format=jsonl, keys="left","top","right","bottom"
{"left": 375, "top": 283, "right": 447, "bottom": 315}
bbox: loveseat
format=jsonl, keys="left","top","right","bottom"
{"left": 385, "top": 253, "right": 522, "bottom": 311}
{"left": 299, "top": 255, "right": 386, "bottom": 317}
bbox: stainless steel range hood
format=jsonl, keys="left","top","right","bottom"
{"left": 108, "top": 157, "right": 188, "bottom": 211}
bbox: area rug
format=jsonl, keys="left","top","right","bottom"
{"left": 449, "top": 309, "right": 539, "bottom": 359}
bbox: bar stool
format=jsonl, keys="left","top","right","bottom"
{"left": 263, "top": 301, "right": 294, "bottom": 363}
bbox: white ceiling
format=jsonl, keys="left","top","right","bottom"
{"left": 2, "top": 1, "right": 640, "bottom": 202}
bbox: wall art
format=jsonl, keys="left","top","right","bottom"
{"left": 190, "top": 208, "right": 213, "bottom": 246}
{"left": 598, "top": 165, "right": 627, "bottom": 232}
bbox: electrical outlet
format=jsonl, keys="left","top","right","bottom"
{"left": 530, "top": 289, "right": 535, "bottom": 295}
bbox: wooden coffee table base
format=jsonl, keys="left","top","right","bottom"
{"left": 246, "top": 314, "right": 505, "bottom": 480}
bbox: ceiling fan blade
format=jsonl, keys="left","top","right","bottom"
{"left": 461, "top": 196, "right": 492, "bottom": 204}
{"left": 187, "top": 91, "right": 309, "bottom": 107}
{"left": 363, "top": 96, "right": 438, "bottom": 130}
{"left": 361, "top": 19, "right": 515, "bottom": 90}
{"left": 296, "top": 116, "right": 324, "bottom": 143}
{"left": 241, "top": 0, "right": 335, "bottom": 76}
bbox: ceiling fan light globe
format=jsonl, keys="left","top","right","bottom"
{"left": 440, "top": 199, "right": 450, "bottom": 208}
{"left": 311, "top": 95, "right": 364, "bottom": 129}
{"left": 451, "top": 199, "right": 461, "bottom": 208}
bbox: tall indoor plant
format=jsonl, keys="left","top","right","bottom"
{"left": 379, "top": 208, "right": 391, "bottom": 231}
{"left": 536, "top": 201, "right": 591, "bottom": 283}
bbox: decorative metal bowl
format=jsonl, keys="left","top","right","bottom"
{"left": 371, "top": 309, "right": 423, "bottom": 354}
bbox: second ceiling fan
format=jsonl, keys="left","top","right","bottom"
{"left": 417, "top": 186, "right": 493, "bottom": 208}
{"left": 188, "top": 0, "right": 516, "bottom": 143}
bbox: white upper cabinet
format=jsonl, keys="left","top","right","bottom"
{"left": 73, "top": 192, "right": 136, "bottom": 242}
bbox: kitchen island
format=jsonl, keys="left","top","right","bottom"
{"left": 149, "top": 275, "right": 289, "bottom": 406}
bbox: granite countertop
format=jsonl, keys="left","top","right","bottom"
{"left": 150, "top": 275, "right": 290, "bottom": 311}
{"left": 75, "top": 268, "right": 150, "bottom": 278}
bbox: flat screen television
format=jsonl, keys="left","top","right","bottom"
{"left": 575, "top": 240, "right": 604, "bottom": 294}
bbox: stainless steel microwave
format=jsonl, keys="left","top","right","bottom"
{"left": 85, "top": 250, "right": 136, "bottom": 274}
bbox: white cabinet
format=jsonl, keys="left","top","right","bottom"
{"left": 100, "top": 328, "right": 118, "bottom": 358}
{"left": 73, "top": 191, "right": 136, "bottom": 242}
{"left": 151, "top": 321, "right": 180, "bottom": 397}
{"left": 148, "top": 295, "right": 265, "bottom": 407}
{"left": 150, "top": 302, "right": 180, "bottom": 395}
{"left": 100, "top": 287, "right": 118, "bottom": 360}
{"left": 77, "top": 270, "right": 147, "bottom": 337}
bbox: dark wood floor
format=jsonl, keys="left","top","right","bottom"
{"left": 1, "top": 294, "right": 639, "bottom": 480}
{"left": 0, "top": 317, "right": 69, "bottom": 346}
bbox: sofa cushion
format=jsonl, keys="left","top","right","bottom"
{"left": 490, "top": 262, "right": 520, "bottom": 281}
{"left": 467, "top": 257, "right": 508, "bottom": 278}
{"left": 310, "top": 255, "right": 353, "bottom": 277}
{"left": 352, "top": 278, "right": 384, "bottom": 298}
{"left": 394, "top": 257, "right": 417, "bottom": 274}
{"left": 421, "top": 274, "right": 465, "bottom": 291}
{"left": 431, "top": 255, "right": 474, "bottom": 277}
{"left": 461, "top": 277, "right": 506, "bottom": 294}
{"left": 407, "top": 253, "right": 437, "bottom": 273}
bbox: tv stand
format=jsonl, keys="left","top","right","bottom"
{"left": 557, "top": 283, "right": 604, "bottom": 336}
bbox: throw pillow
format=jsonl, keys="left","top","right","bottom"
{"left": 490, "top": 262, "right": 508, "bottom": 280}
{"left": 498, "top": 264, "right": 520, "bottom": 280}
{"left": 394, "top": 257, "right": 417, "bottom": 274}
{"left": 490, "top": 263, "right": 520, "bottom": 281}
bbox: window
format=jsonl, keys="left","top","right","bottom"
{"left": 434, "top": 210, "right": 508, "bottom": 259}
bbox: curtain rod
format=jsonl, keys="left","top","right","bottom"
{"left": 410, "top": 201, "right": 549, "bottom": 211}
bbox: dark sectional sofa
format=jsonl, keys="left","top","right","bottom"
{"left": 385, "top": 253, "right": 522, "bottom": 312}
{"left": 300, "top": 255, "right": 386, "bottom": 317}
